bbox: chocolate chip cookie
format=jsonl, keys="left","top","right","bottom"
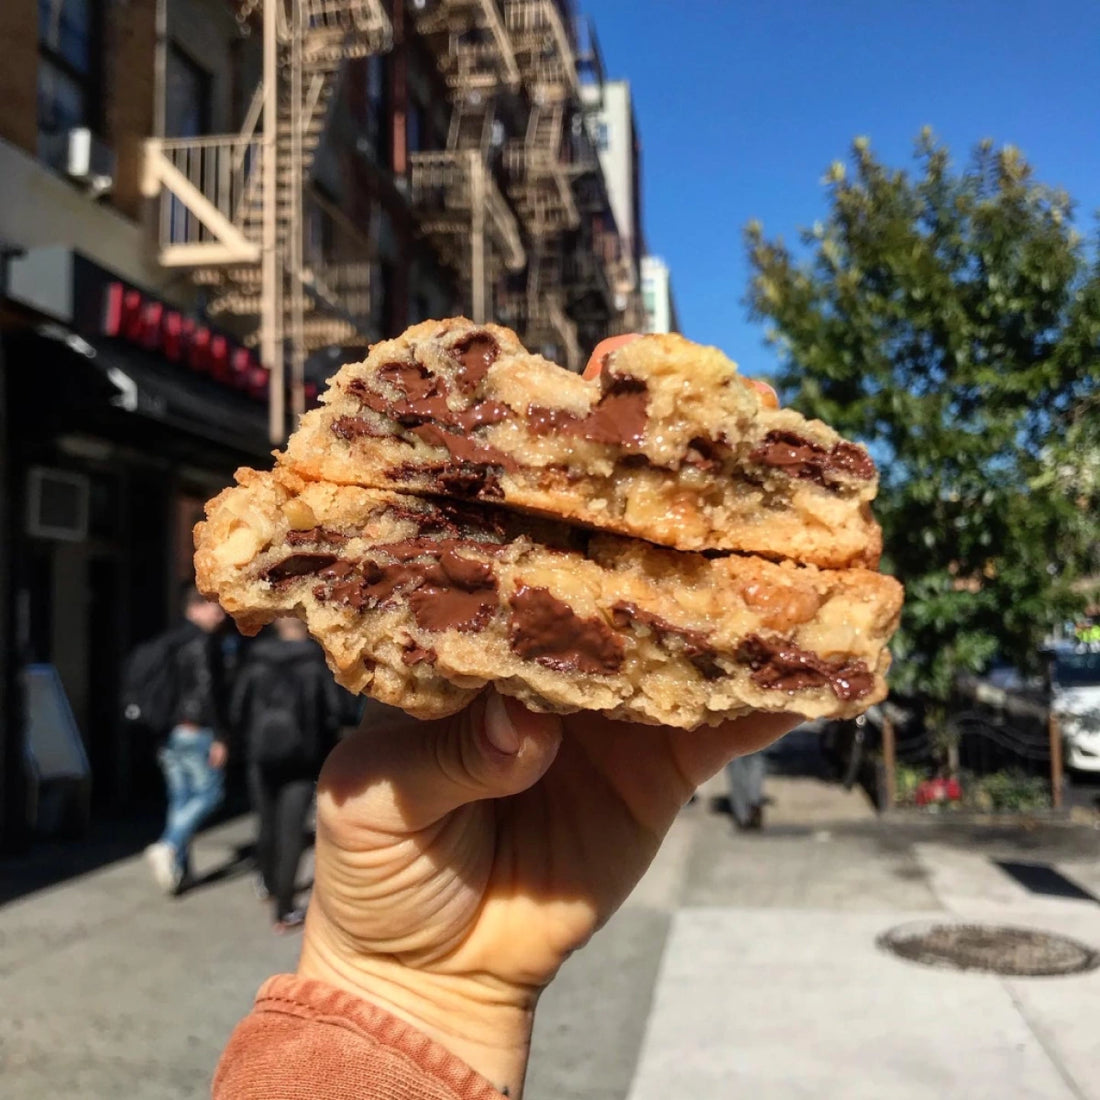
{"left": 278, "top": 319, "right": 881, "bottom": 570}
{"left": 195, "top": 468, "right": 902, "bottom": 727}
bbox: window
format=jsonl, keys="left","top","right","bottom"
{"left": 37, "top": 0, "right": 100, "bottom": 164}
{"left": 357, "top": 54, "right": 390, "bottom": 169}
{"left": 594, "top": 121, "right": 609, "bottom": 151}
{"left": 408, "top": 101, "right": 425, "bottom": 155}
{"left": 165, "top": 45, "right": 212, "bottom": 139}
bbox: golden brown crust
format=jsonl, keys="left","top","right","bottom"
{"left": 195, "top": 469, "right": 902, "bottom": 728}
{"left": 276, "top": 318, "right": 882, "bottom": 570}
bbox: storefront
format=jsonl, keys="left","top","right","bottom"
{"left": 2, "top": 250, "right": 274, "bottom": 839}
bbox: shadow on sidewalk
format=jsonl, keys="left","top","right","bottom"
{"left": 0, "top": 793, "right": 251, "bottom": 908}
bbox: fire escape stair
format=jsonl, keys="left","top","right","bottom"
{"left": 142, "top": 0, "right": 392, "bottom": 349}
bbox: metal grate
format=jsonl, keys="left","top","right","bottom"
{"left": 878, "top": 921, "right": 1100, "bottom": 977}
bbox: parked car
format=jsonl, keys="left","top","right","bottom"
{"left": 1050, "top": 645, "right": 1100, "bottom": 773}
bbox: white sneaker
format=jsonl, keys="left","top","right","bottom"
{"left": 145, "top": 842, "right": 183, "bottom": 894}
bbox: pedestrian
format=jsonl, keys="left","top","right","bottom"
{"left": 725, "top": 749, "right": 767, "bottom": 830}
{"left": 230, "top": 617, "right": 343, "bottom": 933}
{"left": 136, "top": 584, "right": 230, "bottom": 894}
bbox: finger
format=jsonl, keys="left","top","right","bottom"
{"left": 317, "top": 690, "right": 563, "bottom": 834}
{"left": 748, "top": 378, "right": 780, "bottom": 408}
{"left": 668, "top": 711, "right": 800, "bottom": 789}
{"left": 584, "top": 333, "right": 642, "bottom": 379}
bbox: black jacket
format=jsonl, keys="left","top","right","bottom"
{"left": 230, "top": 636, "right": 344, "bottom": 770}
{"left": 170, "top": 621, "right": 229, "bottom": 737}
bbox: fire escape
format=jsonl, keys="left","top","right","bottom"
{"left": 502, "top": 0, "right": 582, "bottom": 369}
{"left": 141, "top": 0, "right": 393, "bottom": 441}
{"left": 409, "top": 0, "right": 526, "bottom": 324}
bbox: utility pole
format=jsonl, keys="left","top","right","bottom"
{"left": 470, "top": 151, "right": 486, "bottom": 322}
{"left": 261, "top": 0, "right": 284, "bottom": 444}
{"left": 288, "top": 0, "right": 306, "bottom": 423}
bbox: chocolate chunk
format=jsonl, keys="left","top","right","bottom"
{"left": 332, "top": 415, "right": 386, "bottom": 440}
{"left": 450, "top": 332, "right": 500, "bottom": 393}
{"left": 263, "top": 553, "right": 338, "bottom": 583}
{"left": 401, "top": 641, "right": 437, "bottom": 666}
{"left": 749, "top": 431, "right": 875, "bottom": 484}
{"left": 509, "top": 585, "right": 624, "bottom": 675}
{"left": 529, "top": 374, "right": 648, "bottom": 447}
{"left": 611, "top": 602, "right": 723, "bottom": 680}
{"left": 352, "top": 361, "right": 509, "bottom": 434}
{"left": 685, "top": 436, "right": 723, "bottom": 472}
{"left": 408, "top": 549, "right": 499, "bottom": 633}
{"left": 410, "top": 423, "right": 518, "bottom": 471}
{"left": 737, "top": 634, "right": 874, "bottom": 701}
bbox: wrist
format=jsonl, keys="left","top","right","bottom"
{"left": 298, "top": 905, "right": 535, "bottom": 1097}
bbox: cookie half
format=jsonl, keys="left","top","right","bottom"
{"left": 195, "top": 468, "right": 902, "bottom": 728}
{"left": 277, "top": 318, "right": 882, "bottom": 569}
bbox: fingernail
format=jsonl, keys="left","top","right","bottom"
{"left": 484, "top": 691, "right": 521, "bottom": 755}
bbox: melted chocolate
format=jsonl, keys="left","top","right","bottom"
{"left": 529, "top": 375, "right": 649, "bottom": 448}
{"left": 749, "top": 431, "right": 875, "bottom": 484}
{"left": 401, "top": 641, "right": 437, "bottom": 666}
{"left": 611, "top": 602, "right": 724, "bottom": 680}
{"left": 286, "top": 527, "right": 349, "bottom": 547}
{"left": 509, "top": 586, "right": 624, "bottom": 675}
{"left": 737, "top": 634, "right": 874, "bottom": 701}
{"left": 332, "top": 415, "right": 387, "bottom": 440}
{"left": 409, "top": 424, "right": 518, "bottom": 471}
{"left": 349, "top": 362, "right": 508, "bottom": 433}
{"left": 264, "top": 553, "right": 338, "bottom": 583}
{"left": 303, "top": 542, "right": 500, "bottom": 633}
{"left": 451, "top": 332, "right": 500, "bottom": 393}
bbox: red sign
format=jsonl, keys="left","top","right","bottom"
{"left": 102, "top": 282, "right": 271, "bottom": 401}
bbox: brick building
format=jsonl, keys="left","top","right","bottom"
{"left": 0, "top": 0, "right": 644, "bottom": 846}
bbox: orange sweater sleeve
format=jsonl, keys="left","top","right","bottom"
{"left": 213, "top": 974, "right": 507, "bottom": 1100}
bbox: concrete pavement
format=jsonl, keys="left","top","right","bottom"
{"left": 2, "top": 764, "right": 1099, "bottom": 1099}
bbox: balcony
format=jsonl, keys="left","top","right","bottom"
{"left": 504, "top": 0, "right": 579, "bottom": 100}
{"left": 409, "top": 149, "right": 525, "bottom": 273}
{"left": 412, "top": 0, "right": 520, "bottom": 92}
{"left": 142, "top": 135, "right": 262, "bottom": 267}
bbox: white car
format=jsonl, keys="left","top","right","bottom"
{"left": 1051, "top": 646, "right": 1100, "bottom": 773}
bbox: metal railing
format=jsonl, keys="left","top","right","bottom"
{"left": 145, "top": 135, "right": 262, "bottom": 265}
{"left": 410, "top": 150, "right": 525, "bottom": 271}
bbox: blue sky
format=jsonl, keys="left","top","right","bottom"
{"left": 584, "top": 0, "right": 1100, "bottom": 381}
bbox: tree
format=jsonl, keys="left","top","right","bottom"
{"left": 746, "top": 131, "right": 1100, "bottom": 707}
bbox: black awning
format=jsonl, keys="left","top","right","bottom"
{"left": 33, "top": 325, "right": 273, "bottom": 461}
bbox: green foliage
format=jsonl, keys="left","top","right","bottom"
{"left": 747, "top": 131, "right": 1100, "bottom": 703}
{"left": 968, "top": 770, "right": 1051, "bottom": 814}
{"left": 893, "top": 763, "right": 927, "bottom": 806}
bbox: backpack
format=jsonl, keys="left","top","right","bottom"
{"left": 248, "top": 665, "right": 312, "bottom": 768}
{"left": 121, "top": 628, "right": 185, "bottom": 737}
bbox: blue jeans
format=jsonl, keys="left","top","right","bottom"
{"left": 158, "top": 727, "right": 225, "bottom": 871}
{"left": 725, "top": 750, "right": 766, "bottom": 827}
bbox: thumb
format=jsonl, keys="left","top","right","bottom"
{"left": 318, "top": 690, "right": 563, "bottom": 834}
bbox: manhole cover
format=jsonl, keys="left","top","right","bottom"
{"left": 877, "top": 922, "right": 1100, "bottom": 977}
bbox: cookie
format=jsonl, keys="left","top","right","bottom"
{"left": 277, "top": 318, "right": 882, "bottom": 570}
{"left": 195, "top": 468, "right": 902, "bottom": 728}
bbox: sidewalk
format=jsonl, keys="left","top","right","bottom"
{"left": 530, "top": 774, "right": 1100, "bottom": 1100}
{"left": 2, "top": 770, "right": 1098, "bottom": 1098}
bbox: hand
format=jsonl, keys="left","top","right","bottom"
{"left": 297, "top": 333, "right": 795, "bottom": 1097}
{"left": 299, "top": 697, "right": 797, "bottom": 1096}
{"left": 208, "top": 740, "right": 228, "bottom": 769}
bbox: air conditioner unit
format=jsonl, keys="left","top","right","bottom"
{"left": 26, "top": 467, "right": 90, "bottom": 542}
{"left": 63, "top": 128, "right": 115, "bottom": 197}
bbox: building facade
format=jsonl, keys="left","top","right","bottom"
{"left": 0, "top": 0, "right": 646, "bottom": 846}
{"left": 640, "top": 254, "right": 678, "bottom": 335}
{"left": 579, "top": 76, "right": 644, "bottom": 328}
